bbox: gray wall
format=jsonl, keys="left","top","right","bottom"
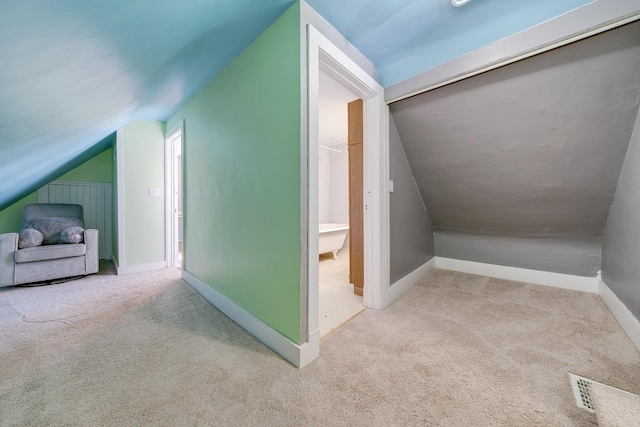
{"left": 436, "top": 231, "right": 601, "bottom": 277}
{"left": 602, "top": 106, "right": 640, "bottom": 320}
{"left": 389, "top": 113, "right": 434, "bottom": 283}
{"left": 388, "top": 22, "right": 640, "bottom": 276}
{"left": 390, "top": 22, "right": 640, "bottom": 239}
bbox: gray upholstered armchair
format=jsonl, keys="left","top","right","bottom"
{"left": 0, "top": 203, "right": 99, "bottom": 287}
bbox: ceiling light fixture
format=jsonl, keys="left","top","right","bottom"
{"left": 451, "top": 0, "right": 472, "bottom": 7}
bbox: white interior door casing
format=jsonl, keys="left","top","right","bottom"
{"left": 303, "top": 23, "right": 390, "bottom": 367}
{"left": 165, "top": 121, "right": 184, "bottom": 268}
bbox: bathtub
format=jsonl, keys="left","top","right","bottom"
{"left": 319, "top": 223, "right": 349, "bottom": 259}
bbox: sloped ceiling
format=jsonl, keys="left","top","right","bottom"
{"left": 0, "top": 0, "right": 295, "bottom": 210}
{"left": 390, "top": 22, "right": 640, "bottom": 238}
{"left": 306, "top": 0, "right": 594, "bottom": 87}
{"left": 0, "top": 0, "right": 598, "bottom": 211}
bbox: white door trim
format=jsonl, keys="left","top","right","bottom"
{"left": 165, "top": 120, "right": 184, "bottom": 268}
{"left": 305, "top": 24, "right": 390, "bottom": 358}
{"left": 115, "top": 128, "right": 126, "bottom": 271}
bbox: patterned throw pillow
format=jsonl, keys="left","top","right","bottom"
{"left": 18, "top": 228, "right": 44, "bottom": 249}
{"left": 23, "top": 217, "right": 84, "bottom": 245}
{"left": 58, "top": 226, "right": 85, "bottom": 244}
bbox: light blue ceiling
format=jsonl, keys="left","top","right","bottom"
{"left": 0, "top": 0, "right": 596, "bottom": 210}
{"left": 0, "top": 0, "right": 295, "bottom": 210}
{"left": 306, "top": 0, "right": 594, "bottom": 87}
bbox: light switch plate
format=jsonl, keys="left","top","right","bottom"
{"left": 149, "top": 187, "right": 161, "bottom": 196}
{"left": 389, "top": 180, "right": 394, "bottom": 193}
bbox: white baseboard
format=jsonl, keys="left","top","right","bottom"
{"left": 382, "top": 257, "right": 436, "bottom": 308}
{"left": 597, "top": 275, "right": 640, "bottom": 352}
{"left": 300, "top": 329, "right": 320, "bottom": 368}
{"left": 115, "top": 260, "right": 166, "bottom": 275}
{"left": 182, "top": 271, "right": 318, "bottom": 368}
{"left": 435, "top": 257, "right": 598, "bottom": 293}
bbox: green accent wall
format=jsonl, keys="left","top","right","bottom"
{"left": 0, "top": 148, "right": 113, "bottom": 234}
{"left": 121, "top": 120, "right": 166, "bottom": 266}
{"left": 167, "top": 3, "right": 301, "bottom": 343}
{"left": 58, "top": 149, "right": 113, "bottom": 183}
{"left": 0, "top": 192, "right": 38, "bottom": 234}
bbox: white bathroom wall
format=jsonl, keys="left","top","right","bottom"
{"left": 318, "top": 154, "right": 330, "bottom": 223}
{"left": 329, "top": 144, "right": 349, "bottom": 248}
{"left": 319, "top": 69, "right": 359, "bottom": 249}
{"left": 329, "top": 143, "right": 349, "bottom": 224}
{"left": 317, "top": 145, "right": 349, "bottom": 248}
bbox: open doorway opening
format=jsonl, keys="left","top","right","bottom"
{"left": 165, "top": 121, "right": 183, "bottom": 269}
{"left": 303, "top": 25, "right": 388, "bottom": 366}
{"left": 318, "top": 71, "right": 365, "bottom": 337}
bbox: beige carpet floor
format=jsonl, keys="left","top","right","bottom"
{"left": 1, "top": 264, "right": 639, "bottom": 426}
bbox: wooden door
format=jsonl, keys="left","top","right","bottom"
{"left": 348, "top": 99, "right": 364, "bottom": 296}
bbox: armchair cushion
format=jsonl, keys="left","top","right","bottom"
{"left": 18, "top": 228, "right": 44, "bottom": 249}
{"left": 23, "top": 217, "right": 84, "bottom": 245}
{"left": 58, "top": 226, "right": 85, "bottom": 244}
{"left": 15, "top": 243, "right": 86, "bottom": 263}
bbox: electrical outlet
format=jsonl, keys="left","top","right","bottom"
{"left": 149, "top": 187, "right": 161, "bottom": 196}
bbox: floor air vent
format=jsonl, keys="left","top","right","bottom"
{"left": 569, "top": 373, "right": 595, "bottom": 412}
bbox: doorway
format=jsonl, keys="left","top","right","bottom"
{"left": 317, "top": 71, "right": 365, "bottom": 337}
{"left": 304, "top": 24, "right": 389, "bottom": 364}
{"left": 165, "top": 121, "right": 184, "bottom": 269}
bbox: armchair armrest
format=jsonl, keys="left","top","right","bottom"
{"left": 83, "top": 229, "right": 99, "bottom": 274}
{"left": 0, "top": 233, "right": 18, "bottom": 287}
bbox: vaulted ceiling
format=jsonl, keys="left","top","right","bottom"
{"left": 0, "top": 0, "right": 597, "bottom": 210}
{"left": 0, "top": 0, "right": 295, "bottom": 210}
